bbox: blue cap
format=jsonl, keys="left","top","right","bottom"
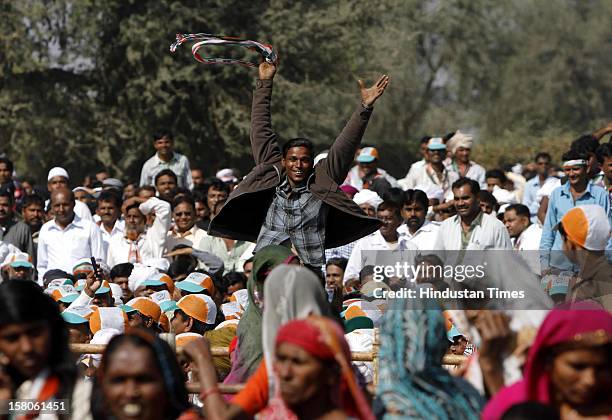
{"left": 58, "top": 293, "right": 79, "bottom": 304}
{"left": 160, "top": 300, "right": 179, "bottom": 313}
{"left": 176, "top": 280, "right": 205, "bottom": 293}
{"left": 62, "top": 312, "right": 88, "bottom": 325}
{"left": 447, "top": 325, "right": 463, "bottom": 342}
{"left": 427, "top": 137, "right": 446, "bottom": 151}
{"left": 121, "top": 304, "right": 137, "bottom": 314}
{"left": 143, "top": 279, "right": 165, "bottom": 288}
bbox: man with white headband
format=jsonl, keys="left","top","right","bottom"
{"left": 46, "top": 167, "right": 93, "bottom": 222}
{"left": 445, "top": 130, "right": 486, "bottom": 188}
{"left": 540, "top": 151, "right": 609, "bottom": 274}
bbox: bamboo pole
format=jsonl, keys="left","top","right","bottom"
{"left": 69, "top": 343, "right": 466, "bottom": 365}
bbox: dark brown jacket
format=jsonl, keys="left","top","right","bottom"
{"left": 208, "top": 79, "right": 381, "bottom": 248}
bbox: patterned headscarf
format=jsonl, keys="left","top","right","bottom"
{"left": 374, "top": 300, "right": 484, "bottom": 419}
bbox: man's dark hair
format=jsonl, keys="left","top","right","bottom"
{"left": 452, "top": 177, "right": 480, "bottom": 195}
{"left": 0, "top": 157, "right": 14, "bottom": 173}
{"left": 0, "top": 189, "right": 14, "bottom": 204}
{"left": 173, "top": 308, "right": 212, "bottom": 335}
{"left": 138, "top": 185, "right": 156, "bottom": 195}
{"left": 222, "top": 271, "right": 247, "bottom": 290}
{"left": 382, "top": 188, "right": 404, "bottom": 207}
{"left": 152, "top": 129, "right": 173, "bottom": 142}
{"left": 359, "top": 265, "right": 376, "bottom": 282}
{"left": 505, "top": 204, "right": 530, "bottom": 219}
{"left": 326, "top": 257, "right": 348, "bottom": 272}
{"left": 419, "top": 135, "right": 432, "bottom": 145}
{"left": 154, "top": 169, "right": 178, "bottom": 185}
{"left": 561, "top": 150, "right": 589, "bottom": 162}
{"left": 110, "top": 263, "right": 134, "bottom": 280}
{"left": 570, "top": 134, "right": 599, "bottom": 155}
{"left": 207, "top": 178, "right": 231, "bottom": 195}
{"left": 97, "top": 189, "right": 122, "bottom": 208}
{"left": 172, "top": 194, "right": 195, "bottom": 211}
{"left": 595, "top": 142, "right": 612, "bottom": 164}
{"left": 377, "top": 200, "right": 401, "bottom": 218}
{"left": 403, "top": 189, "right": 429, "bottom": 210}
{"left": 534, "top": 152, "right": 551, "bottom": 162}
{"left": 282, "top": 138, "right": 314, "bottom": 158}
{"left": 21, "top": 194, "right": 45, "bottom": 210}
{"left": 485, "top": 169, "right": 508, "bottom": 184}
{"left": 477, "top": 190, "right": 497, "bottom": 207}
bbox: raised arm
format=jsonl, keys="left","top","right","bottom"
{"left": 250, "top": 62, "right": 282, "bottom": 166}
{"left": 321, "top": 75, "right": 390, "bottom": 184}
{"left": 592, "top": 121, "right": 612, "bottom": 141}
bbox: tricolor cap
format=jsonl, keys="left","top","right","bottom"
{"left": 177, "top": 294, "right": 217, "bottom": 325}
{"left": 62, "top": 311, "right": 89, "bottom": 325}
{"left": 176, "top": 272, "right": 215, "bottom": 295}
{"left": 4, "top": 252, "right": 34, "bottom": 269}
{"left": 128, "top": 264, "right": 159, "bottom": 292}
{"left": 95, "top": 280, "right": 111, "bottom": 295}
{"left": 49, "top": 285, "right": 79, "bottom": 303}
{"left": 73, "top": 258, "right": 93, "bottom": 273}
{"left": 150, "top": 290, "right": 172, "bottom": 306}
{"left": 549, "top": 274, "right": 570, "bottom": 296}
{"left": 62, "top": 306, "right": 93, "bottom": 324}
{"left": 559, "top": 205, "right": 611, "bottom": 251}
{"left": 229, "top": 289, "right": 249, "bottom": 310}
{"left": 147, "top": 272, "right": 174, "bottom": 294}
{"left": 126, "top": 297, "right": 162, "bottom": 323}
{"left": 160, "top": 300, "right": 178, "bottom": 313}
{"left": 356, "top": 147, "right": 379, "bottom": 163}
{"left": 447, "top": 325, "right": 464, "bottom": 342}
{"left": 75, "top": 279, "right": 86, "bottom": 292}
{"left": 427, "top": 137, "right": 446, "bottom": 151}
{"left": 47, "top": 278, "right": 74, "bottom": 288}
{"left": 344, "top": 316, "right": 374, "bottom": 333}
{"left": 176, "top": 332, "right": 203, "bottom": 347}
{"left": 89, "top": 307, "right": 128, "bottom": 334}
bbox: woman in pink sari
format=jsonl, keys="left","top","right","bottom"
{"left": 482, "top": 304, "right": 612, "bottom": 420}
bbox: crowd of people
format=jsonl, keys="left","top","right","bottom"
{"left": 0, "top": 60, "right": 610, "bottom": 419}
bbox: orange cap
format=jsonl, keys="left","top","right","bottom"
{"left": 89, "top": 307, "right": 128, "bottom": 334}
{"left": 177, "top": 294, "right": 217, "bottom": 324}
{"left": 175, "top": 332, "right": 202, "bottom": 347}
{"left": 126, "top": 297, "right": 162, "bottom": 322}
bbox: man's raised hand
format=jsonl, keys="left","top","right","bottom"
{"left": 259, "top": 60, "right": 277, "bottom": 80}
{"left": 358, "top": 74, "right": 390, "bottom": 107}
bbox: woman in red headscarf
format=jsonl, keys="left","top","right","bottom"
{"left": 183, "top": 315, "right": 374, "bottom": 420}
{"left": 482, "top": 303, "right": 612, "bottom": 420}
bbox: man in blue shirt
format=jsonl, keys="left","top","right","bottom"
{"left": 523, "top": 152, "right": 554, "bottom": 223}
{"left": 540, "top": 151, "right": 610, "bottom": 273}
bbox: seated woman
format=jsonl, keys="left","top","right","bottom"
{"left": 183, "top": 316, "right": 373, "bottom": 419}
{"left": 0, "top": 281, "right": 91, "bottom": 419}
{"left": 482, "top": 304, "right": 612, "bottom": 420}
{"left": 91, "top": 328, "right": 204, "bottom": 420}
{"left": 374, "top": 300, "right": 484, "bottom": 419}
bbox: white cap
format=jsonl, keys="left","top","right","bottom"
{"left": 47, "top": 167, "right": 69, "bottom": 181}
{"left": 353, "top": 189, "right": 383, "bottom": 209}
{"left": 128, "top": 264, "right": 159, "bottom": 292}
{"left": 216, "top": 168, "right": 237, "bottom": 183}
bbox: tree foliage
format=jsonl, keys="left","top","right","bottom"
{"left": 1, "top": 0, "right": 610, "bottom": 182}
